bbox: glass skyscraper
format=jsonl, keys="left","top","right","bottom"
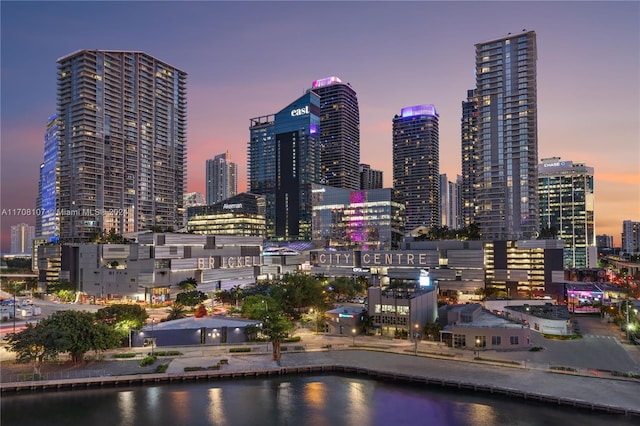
{"left": 310, "top": 76, "right": 360, "bottom": 190}
{"left": 474, "top": 31, "right": 539, "bottom": 240}
{"left": 36, "top": 113, "right": 59, "bottom": 241}
{"left": 249, "top": 91, "right": 321, "bottom": 241}
{"left": 538, "top": 157, "right": 596, "bottom": 268}
{"left": 57, "top": 50, "right": 187, "bottom": 241}
{"left": 392, "top": 104, "right": 440, "bottom": 233}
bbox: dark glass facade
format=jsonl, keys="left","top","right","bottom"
{"left": 392, "top": 105, "right": 440, "bottom": 233}
{"left": 249, "top": 92, "right": 321, "bottom": 241}
{"left": 310, "top": 77, "right": 360, "bottom": 190}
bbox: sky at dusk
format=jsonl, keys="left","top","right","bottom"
{"left": 1, "top": 1, "right": 638, "bottom": 252}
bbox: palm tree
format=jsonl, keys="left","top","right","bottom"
{"left": 177, "top": 277, "right": 198, "bottom": 292}
{"left": 166, "top": 303, "right": 187, "bottom": 321}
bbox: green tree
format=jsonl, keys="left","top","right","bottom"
{"left": 96, "top": 304, "right": 148, "bottom": 344}
{"left": 262, "top": 312, "right": 294, "bottom": 362}
{"left": 7, "top": 310, "right": 119, "bottom": 363}
{"left": 241, "top": 295, "right": 277, "bottom": 320}
{"left": 5, "top": 323, "right": 55, "bottom": 375}
{"left": 166, "top": 303, "right": 187, "bottom": 321}
{"left": 175, "top": 290, "right": 207, "bottom": 308}
{"left": 177, "top": 277, "right": 198, "bottom": 292}
{"left": 422, "top": 322, "right": 442, "bottom": 341}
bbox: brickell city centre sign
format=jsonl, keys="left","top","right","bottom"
{"left": 313, "top": 251, "right": 437, "bottom": 268}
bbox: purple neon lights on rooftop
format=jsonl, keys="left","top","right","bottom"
{"left": 312, "top": 76, "right": 342, "bottom": 89}
{"left": 400, "top": 104, "right": 438, "bottom": 118}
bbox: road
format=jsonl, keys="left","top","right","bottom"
{"left": 2, "top": 296, "right": 639, "bottom": 373}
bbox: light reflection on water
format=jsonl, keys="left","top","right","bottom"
{"left": 1, "top": 375, "right": 637, "bottom": 426}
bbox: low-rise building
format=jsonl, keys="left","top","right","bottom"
{"left": 367, "top": 286, "right": 438, "bottom": 338}
{"left": 325, "top": 305, "right": 366, "bottom": 336}
{"left": 131, "top": 316, "right": 261, "bottom": 348}
{"left": 503, "top": 304, "right": 572, "bottom": 335}
{"left": 440, "top": 303, "right": 531, "bottom": 350}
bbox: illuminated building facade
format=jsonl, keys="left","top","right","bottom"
{"left": 392, "top": 104, "right": 440, "bottom": 232}
{"left": 484, "top": 239, "right": 563, "bottom": 298}
{"left": 57, "top": 50, "right": 187, "bottom": 240}
{"left": 311, "top": 185, "right": 405, "bottom": 250}
{"left": 538, "top": 157, "right": 596, "bottom": 268}
{"left": 310, "top": 76, "right": 360, "bottom": 190}
{"left": 187, "top": 192, "right": 267, "bottom": 237}
{"left": 36, "top": 113, "right": 60, "bottom": 242}
{"left": 249, "top": 91, "right": 321, "bottom": 241}
{"left": 460, "top": 88, "right": 478, "bottom": 228}
{"left": 474, "top": 31, "right": 539, "bottom": 240}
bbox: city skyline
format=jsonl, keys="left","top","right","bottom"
{"left": 1, "top": 1, "right": 638, "bottom": 251}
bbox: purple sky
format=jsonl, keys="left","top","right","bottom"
{"left": 1, "top": 1, "right": 638, "bottom": 252}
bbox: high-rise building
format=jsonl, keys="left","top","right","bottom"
{"left": 460, "top": 89, "right": 478, "bottom": 228}
{"left": 359, "top": 164, "right": 383, "bottom": 190}
{"left": 310, "top": 76, "right": 360, "bottom": 190}
{"left": 57, "top": 50, "right": 187, "bottom": 241}
{"left": 538, "top": 157, "right": 596, "bottom": 268}
{"left": 440, "top": 174, "right": 460, "bottom": 229}
{"left": 474, "top": 31, "right": 539, "bottom": 240}
{"left": 392, "top": 104, "right": 440, "bottom": 233}
{"left": 248, "top": 91, "right": 321, "bottom": 240}
{"left": 595, "top": 234, "right": 613, "bottom": 250}
{"left": 622, "top": 220, "right": 640, "bottom": 256}
{"left": 36, "top": 113, "right": 60, "bottom": 241}
{"left": 11, "top": 223, "right": 35, "bottom": 254}
{"left": 205, "top": 151, "right": 237, "bottom": 205}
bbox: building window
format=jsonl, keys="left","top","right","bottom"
{"left": 491, "top": 336, "right": 501, "bottom": 346}
{"left": 474, "top": 336, "right": 486, "bottom": 348}
{"left": 510, "top": 336, "right": 519, "bottom": 345}
{"left": 453, "top": 334, "right": 466, "bottom": 348}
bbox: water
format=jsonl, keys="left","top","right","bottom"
{"left": 1, "top": 375, "right": 636, "bottom": 426}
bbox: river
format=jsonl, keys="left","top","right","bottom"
{"left": 1, "top": 374, "right": 636, "bottom": 426}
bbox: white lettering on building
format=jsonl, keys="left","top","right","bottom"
{"left": 196, "top": 256, "right": 261, "bottom": 270}
{"left": 223, "top": 203, "right": 242, "bottom": 209}
{"left": 290, "top": 106, "right": 309, "bottom": 117}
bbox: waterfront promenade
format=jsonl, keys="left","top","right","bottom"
{"left": 2, "top": 339, "right": 640, "bottom": 417}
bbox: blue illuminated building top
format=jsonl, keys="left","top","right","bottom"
{"left": 400, "top": 104, "right": 438, "bottom": 118}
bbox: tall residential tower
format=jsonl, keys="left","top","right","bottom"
{"left": 392, "top": 104, "right": 440, "bottom": 232}
{"left": 310, "top": 77, "right": 360, "bottom": 190}
{"left": 206, "top": 151, "right": 237, "bottom": 205}
{"left": 57, "top": 50, "right": 187, "bottom": 241}
{"left": 474, "top": 31, "right": 539, "bottom": 240}
{"left": 460, "top": 89, "right": 478, "bottom": 228}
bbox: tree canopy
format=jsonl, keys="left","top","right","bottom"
{"left": 6, "top": 310, "right": 120, "bottom": 363}
{"left": 96, "top": 304, "right": 148, "bottom": 343}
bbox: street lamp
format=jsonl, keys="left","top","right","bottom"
{"left": 352, "top": 328, "right": 356, "bottom": 346}
{"left": 414, "top": 323, "right": 420, "bottom": 355}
